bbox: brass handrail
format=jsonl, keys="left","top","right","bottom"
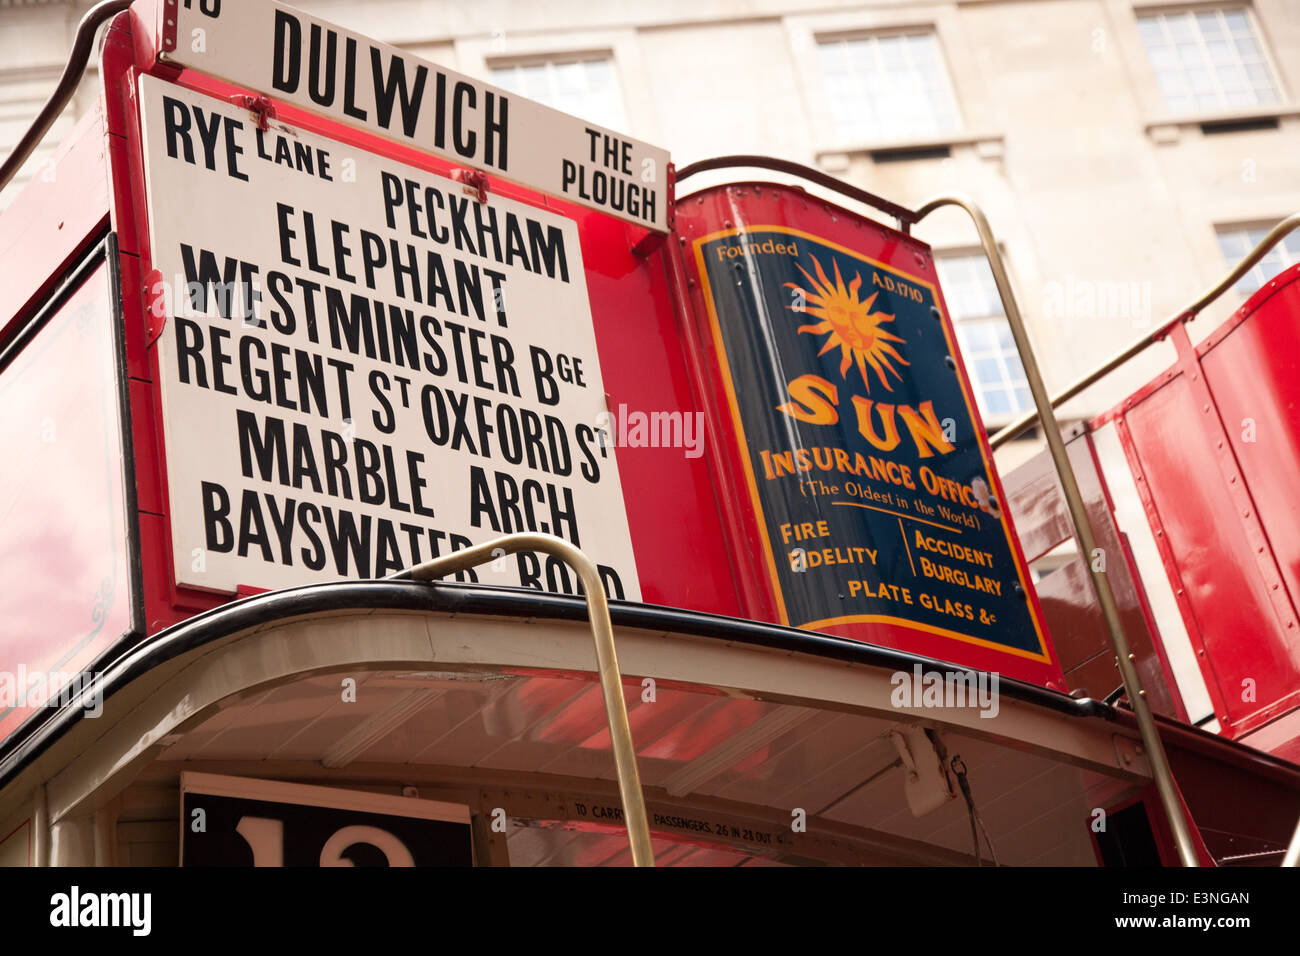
{"left": 388, "top": 532, "right": 655, "bottom": 866}
{"left": 1283, "top": 814, "right": 1300, "bottom": 867}
{"left": 990, "top": 212, "right": 1300, "bottom": 449}
{"left": 914, "top": 193, "right": 1201, "bottom": 867}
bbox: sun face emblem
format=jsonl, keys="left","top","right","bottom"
{"left": 784, "top": 256, "right": 909, "bottom": 393}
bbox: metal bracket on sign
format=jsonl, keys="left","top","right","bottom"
{"left": 453, "top": 168, "right": 490, "bottom": 204}
{"left": 233, "top": 94, "right": 277, "bottom": 132}
{"left": 664, "top": 161, "right": 676, "bottom": 232}
{"left": 144, "top": 268, "right": 167, "bottom": 347}
{"left": 159, "top": 0, "right": 179, "bottom": 58}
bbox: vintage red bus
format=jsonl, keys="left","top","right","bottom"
{"left": 0, "top": 0, "right": 1297, "bottom": 869}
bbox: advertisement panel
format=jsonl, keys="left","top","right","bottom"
{"left": 678, "top": 185, "right": 1058, "bottom": 681}
{"left": 137, "top": 75, "right": 642, "bottom": 599}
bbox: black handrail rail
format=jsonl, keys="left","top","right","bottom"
{"left": 675, "top": 154, "right": 919, "bottom": 229}
{"left": 0, "top": 0, "right": 132, "bottom": 196}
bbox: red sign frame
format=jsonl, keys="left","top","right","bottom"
{"left": 100, "top": 1, "right": 741, "bottom": 635}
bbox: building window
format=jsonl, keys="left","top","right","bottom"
{"left": 817, "top": 31, "right": 961, "bottom": 144}
{"left": 490, "top": 56, "right": 628, "bottom": 133}
{"left": 1216, "top": 223, "right": 1300, "bottom": 294}
{"left": 1031, "top": 553, "right": 1075, "bottom": 584}
{"left": 935, "top": 254, "right": 1032, "bottom": 420}
{"left": 1137, "top": 8, "right": 1281, "bottom": 114}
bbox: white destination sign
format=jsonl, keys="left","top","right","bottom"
{"left": 158, "top": 0, "right": 670, "bottom": 231}
{"left": 138, "top": 75, "right": 642, "bottom": 599}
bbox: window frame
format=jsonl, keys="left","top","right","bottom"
{"left": 813, "top": 27, "right": 965, "bottom": 147}
{"left": 0, "top": 232, "right": 146, "bottom": 737}
{"left": 934, "top": 250, "right": 1034, "bottom": 425}
{"left": 784, "top": 9, "right": 1001, "bottom": 161}
{"left": 486, "top": 51, "right": 630, "bottom": 134}
{"left": 453, "top": 27, "right": 657, "bottom": 144}
{"left": 1134, "top": 4, "right": 1285, "bottom": 116}
{"left": 1214, "top": 220, "right": 1300, "bottom": 296}
{"left": 1126, "top": 0, "right": 1299, "bottom": 135}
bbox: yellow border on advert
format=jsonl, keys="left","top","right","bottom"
{"left": 692, "top": 224, "right": 1052, "bottom": 664}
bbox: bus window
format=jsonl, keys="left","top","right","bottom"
{"left": 0, "top": 240, "right": 137, "bottom": 745}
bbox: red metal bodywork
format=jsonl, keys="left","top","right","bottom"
{"left": 0, "top": 107, "right": 110, "bottom": 347}
{"left": 1101, "top": 265, "right": 1300, "bottom": 747}
{"left": 1003, "top": 426, "right": 1186, "bottom": 719}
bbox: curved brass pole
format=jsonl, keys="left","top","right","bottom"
{"left": 1283, "top": 813, "right": 1300, "bottom": 867}
{"left": 389, "top": 532, "right": 654, "bottom": 866}
{"left": 914, "top": 193, "right": 1200, "bottom": 867}
{"left": 990, "top": 211, "right": 1300, "bottom": 449}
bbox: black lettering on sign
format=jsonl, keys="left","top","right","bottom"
{"left": 467, "top": 466, "right": 581, "bottom": 546}
{"left": 147, "top": 77, "right": 638, "bottom": 602}
{"left": 235, "top": 410, "right": 436, "bottom": 518}
{"left": 268, "top": 9, "right": 509, "bottom": 169}
{"left": 160, "top": 96, "right": 248, "bottom": 181}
